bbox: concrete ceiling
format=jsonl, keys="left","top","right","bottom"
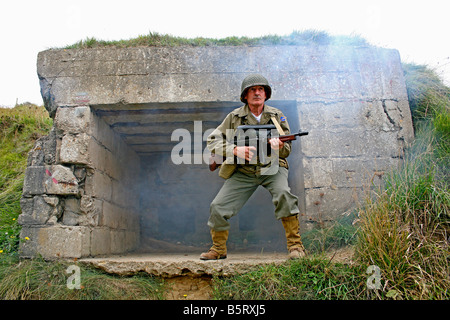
{"left": 92, "top": 102, "right": 237, "bottom": 156}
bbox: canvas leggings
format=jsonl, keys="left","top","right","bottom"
{"left": 208, "top": 167, "right": 300, "bottom": 231}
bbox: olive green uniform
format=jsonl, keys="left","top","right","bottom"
{"left": 206, "top": 104, "right": 300, "bottom": 231}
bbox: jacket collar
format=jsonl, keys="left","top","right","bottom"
{"left": 234, "top": 104, "right": 277, "bottom": 118}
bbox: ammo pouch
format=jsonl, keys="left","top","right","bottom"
{"left": 218, "top": 163, "right": 238, "bottom": 179}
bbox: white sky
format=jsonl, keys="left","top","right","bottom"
{"left": 1, "top": 0, "right": 449, "bottom": 107}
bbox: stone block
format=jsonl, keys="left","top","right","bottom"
{"left": 55, "top": 106, "right": 92, "bottom": 134}
{"left": 27, "top": 128, "right": 58, "bottom": 166}
{"left": 86, "top": 138, "right": 108, "bottom": 171}
{"left": 79, "top": 195, "right": 102, "bottom": 226}
{"left": 23, "top": 165, "right": 79, "bottom": 196}
{"left": 20, "top": 225, "right": 91, "bottom": 258}
{"left": 111, "top": 178, "right": 139, "bottom": 208}
{"left": 330, "top": 157, "right": 396, "bottom": 188}
{"left": 90, "top": 114, "right": 114, "bottom": 151}
{"left": 101, "top": 201, "right": 122, "bottom": 229}
{"left": 18, "top": 195, "right": 61, "bottom": 225}
{"left": 302, "top": 158, "right": 333, "bottom": 189}
{"left": 61, "top": 197, "right": 81, "bottom": 226}
{"left": 126, "top": 230, "right": 140, "bottom": 251}
{"left": 60, "top": 133, "right": 90, "bottom": 165}
{"left": 110, "top": 229, "right": 126, "bottom": 254}
{"left": 90, "top": 227, "right": 111, "bottom": 256}
{"left": 84, "top": 170, "right": 112, "bottom": 201}
{"left": 101, "top": 201, "right": 139, "bottom": 230}
{"left": 109, "top": 229, "right": 139, "bottom": 254}
{"left": 304, "top": 187, "right": 363, "bottom": 222}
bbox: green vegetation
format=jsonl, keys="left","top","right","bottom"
{"left": 354, "top": 63, "right": 450, "bottom": 299}
{"left": 0, "top": 256, "right": 164, "bottom": 300}
{"left": 213, "top": 257, "right": 367, "bottom": 300}
{"left": 64, "top": 30, "right": 370, "bottom": 49}
{"left": 0, "top": 104, "right": 53, "bottom": 255}
{"left": 301, "top": 217, "right": 358, "bottom": 254}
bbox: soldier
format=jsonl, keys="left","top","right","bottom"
{"left": 200, "top": 74, "right": 306, "bottom": 260}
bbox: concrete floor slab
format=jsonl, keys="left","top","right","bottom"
{"left": 79, "top": 252, "right": 290, "bottom": 277}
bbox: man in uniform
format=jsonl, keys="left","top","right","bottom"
{"left": 200, "top": 74, "right": 306, "bottom": 260}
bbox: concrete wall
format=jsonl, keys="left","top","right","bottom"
{"left": 19, "top": 44, "right": 414, "bottom": 258}
{"left": 19, "top": 106, "right": 141, "bottom": 258}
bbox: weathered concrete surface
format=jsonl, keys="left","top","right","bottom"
{"left": 37, "top": 46, "right": 410, "bottom": 112}
{"left": 22, "top": 165, "right": 79, "bottom": 196}
{"left": 20, "top": 225, "right": 91, "bottom": 258}
{"left": 80, "top": 248, "right": 355, "bottom": 300}
{"left": 20, "top": 44, "right": 415, "bottom": 259}
{"left": 79, "top": 246, "right": 355, "bottom": 277}
{"left": 79, "top": 252, "right": 290, "bottom": 277}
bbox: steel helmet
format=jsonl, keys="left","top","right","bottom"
{"left": 240, "top": 74, "right": 272, "bottom": 103}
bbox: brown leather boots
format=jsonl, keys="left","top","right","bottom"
{"left": 200, "top": 214, "right": 306, "bottom": 260}
{"left": 281, "top": 215, "right": 306, "bottom": 259}
{"left": 199, "top": 229, "right": 229, "bottom": 260}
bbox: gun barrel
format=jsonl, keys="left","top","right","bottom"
{"left": 277, "top": 131, "right": 308, "bottom": 142}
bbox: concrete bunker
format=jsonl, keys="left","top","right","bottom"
{"left": 19, "top": 45, "right": 414, "bottom": 259}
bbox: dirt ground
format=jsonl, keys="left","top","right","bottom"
{"left": 324, "top": 245, "right": 355, "bottom": 264}
{"left": 164, "top": 276, "right": 214, "bottom": 300}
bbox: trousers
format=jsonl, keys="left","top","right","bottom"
{"left": 208, "top": 167, "right": 300, "bottom": 231}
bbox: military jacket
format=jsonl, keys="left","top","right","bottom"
{"left": 207, "top": 104, "right": 292, "bottom": 178}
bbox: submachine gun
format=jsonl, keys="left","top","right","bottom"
{"left": 209, "top": 124, "right": 308, "bottom": 171}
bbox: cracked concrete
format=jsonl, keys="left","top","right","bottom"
{"left": 79, "top": 252, "right": 289, "bottom": 277}
{"left": 79, "top": 247, "right": 355, "bottom": 300}
{"left": 78, "top": 245, "right": 355, "bottom": 277}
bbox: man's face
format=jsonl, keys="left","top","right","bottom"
{"left": 245, "top": 86, "right": 266, "bottom": 107}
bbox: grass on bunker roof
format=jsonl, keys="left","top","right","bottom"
{"left": 63, "top": 30, "right": 371, "bottom": 49}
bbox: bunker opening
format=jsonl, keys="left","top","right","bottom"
{"left": 91, "top": 100, "right": 306, "bottom": 254}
